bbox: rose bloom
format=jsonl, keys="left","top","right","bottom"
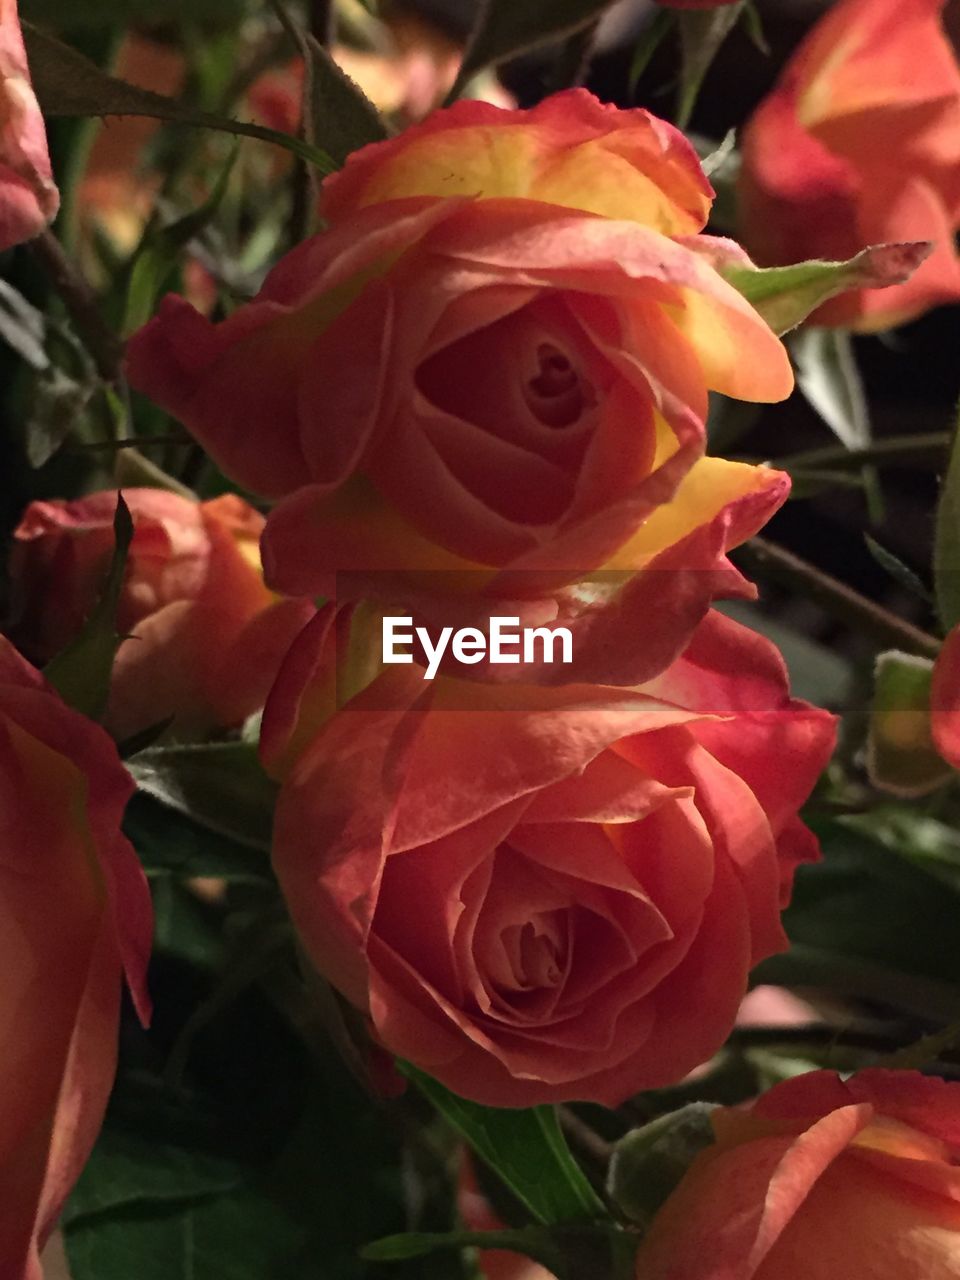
{"left": 127, "top": 90, "right": 793, "bottom": 688}
{"left": 261, "top": 606, "right": 835, "bottom": 1107}
{"left": 9, "top": 488, "right": 312, "bottom": 741}
{"left": 739, "top": 0, "right": 960, "bottom": 331}
{"left": 0, "top": 0, "right": 59, "bottom": 251}
{"left": 0, "top": 635, "right": 151, "bottom": 1280}
{"left": 635, "top": 1069, "right": 960, "bottom": 1279}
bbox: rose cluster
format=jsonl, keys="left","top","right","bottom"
{"left": 117, "top": 76, "right": 845, "bottom": 1115}
{"left": 4, "top": 0, "right": 960, "bottom": 1273}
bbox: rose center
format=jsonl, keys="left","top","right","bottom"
{"left": 523, "top": 343, "right": 594, "bottom": 429}
{"left": 499, "top": 912, "right": 568, "bottom": 991}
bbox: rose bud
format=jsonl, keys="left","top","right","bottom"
{"left": 127, "top": 91, "right": 793, "bottom": 687}
{"left": 261, "top": 607, "right": 835, "bottom": 1107}
{"left": 0, "top": 0, "right": 59, "bottom": 251}
{"left": 0, "top": 636, "right": 151, "bottom": 1279}
{"left": 635, "top": 1069, "right": 960, "bottom": 1278}
{"left": 9, "top": 489, "right": 313, "bottom": 741}
{"left": 739, "top": 0, "right": 960, "bottom": 330}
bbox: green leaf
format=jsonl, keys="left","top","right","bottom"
{"left": 718, "top": 600, "right": 852, "bottom": 706}
{"left": 608, "top": 1103, "right": 716, "bottom": 1228}
{"left": 861, "top": 807, "right": 960, "bottom": 892}
{"left": 454, "top": 0, "right": 616, "bottom": 92}
{"left": 628, "top": 9, "right": 673, "bottom": 95}
{"left": 122, "top": 149, "right": 238, "bottom": 337}
{"left": 864, "top": 535, "right": 933, "bottom": 604}
{"left": 363, "top": 1223, "right": 634, "bottom": 1279}
{"left": 268, "top": 0, "right": 387, "bottom": 165}
{"left": 124, "top": 792, "right": 274, "bottom": 884}
{"left": 676, "top": 4, "right": 744, "bottom": 130}
{"left": 740, "top": 0, "right": 770, "bottom": 54}
{"left": 722, "top": 242, "right": 933, "bottom": 336}
{"left": 362, "top": 1226, "right": 567, "bottom": 1271}
{"left": 114, "top": 445, "right": 195, "bottom": 497}
{"left": 23, "top": 23, "right": 336, "bottom": 172}
{"left": 791, "top": 327, "right": 870, "bottom": 451}
{"left": 304, "top": 35, "right": 387, "bottom": 164}
{"left": 151, "top": 875, "right": 228, "bottom": 970}
{"left": 127, "top": 741, "right": 278, "bottom": 853}
{"left": 0, "top": 279, "right": 106, "bottom": 466}
{"left": 402, "top": 1065, "right": 605, "bottom": 1226}
{"left": 65, "top": 984, "right": 424, "bottom": 1280}
{"left": 67, "top": 1117, "right": 242, "bottom": 1220}
{"left": 882, "top": 1017, "right": 960, "bottom": 1071}
{"left": 25, "top": 366, "right": 97, "bottom": 467}
{"left": 867, "top": 651, "right": 950, "bottom": 798}
{"left": 755, "top": 816, "right": 960, "bottom": 1018}
{"left": 934, "top": 415, "right": 960, "bottom": 631}
{"left": 45, "top": 494, "right": 132, "bottom": 720}
{"left": 0, "top": 279, "right": 48, "bottom": 370}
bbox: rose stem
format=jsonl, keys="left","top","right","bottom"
{"left": 29, "top": 228, "right": 123, "bottom": 384}
{"left": 765, "top": 432, "right": 952, "bottom": 473}
{"left": 733, "top": 536, "right": 942, "bottom": 658}
{"left": 546, "top": 20, "right": 602, "bottom": 94}
{"left": 557, "top": 1106, "right": 615, "bottom": 1169}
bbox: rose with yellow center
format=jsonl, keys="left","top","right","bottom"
{"left": 128, "top": 90, "right": 794, "bottom": 686}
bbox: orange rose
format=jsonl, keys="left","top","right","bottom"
{"left": 739, "top": 0, "right": 960, "bottom": 331}
{"left": 0, "top": 0, "right": 58, "bottom": 251}
{"left": 635, "top": 1069, "right": 960, "bottom": 1278}
{"left": 10, "top": 489, "right": 312, "bottom": 741}
{"left": 261, "top": 606, "right": 834, "bottom": 1107}
{"left": 127, "top": 91, "right": 792, "bottom": 685}
{"left": 0, "top": 636, "right": 151, "bottom": 1280}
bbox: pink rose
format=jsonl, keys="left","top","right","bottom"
{"left": 0, "top": 636, "right": 151, "bottom": 1279}
{"left": 0, "top": 0, "right": 58, "bottom": 251}
{"left": 10, "top": 489, "right": 312, "bottom": 740}
{"left": 261, "top": 607, "right": 835, "bottom": 1106}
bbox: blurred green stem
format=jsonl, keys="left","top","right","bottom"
{"left": 547, "top": 20, "right": 601, "bottom": 93}
{"left": 772, "top": 432, "right": 952, "bottom": 473}
{"left": 29, "top": 229, "right": 123, "bottom": 383}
